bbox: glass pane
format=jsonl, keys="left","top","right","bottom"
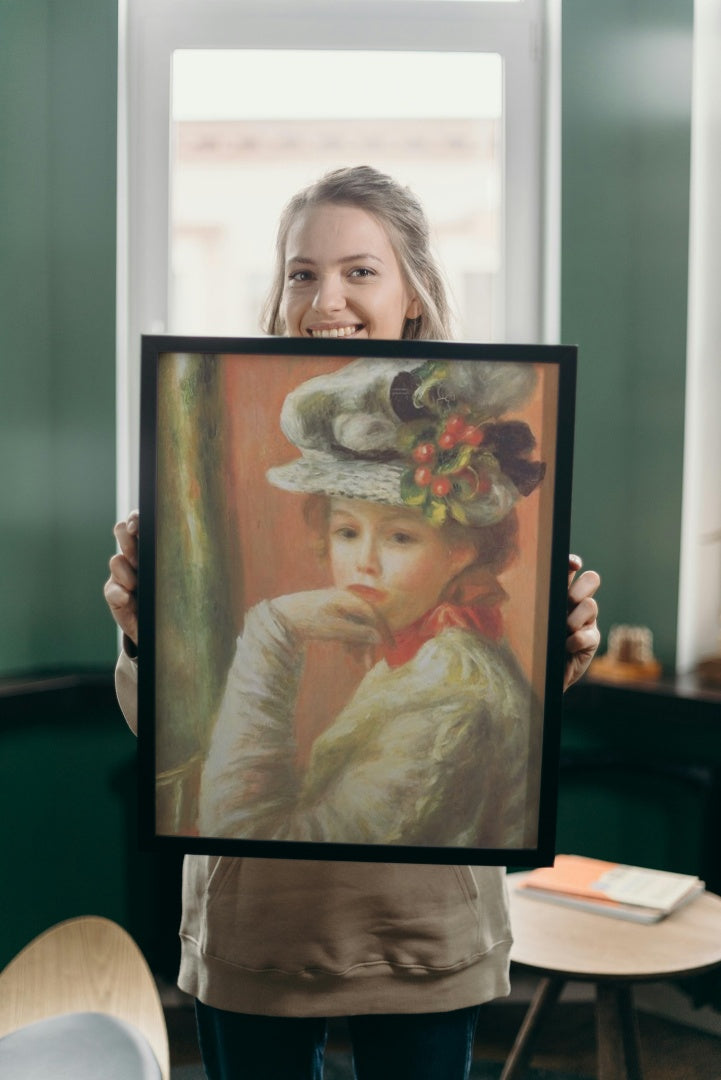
{"left": 170, "top": 50, "right": 503, "bottom": 340}
{"left": 336, "top": 1, "right": 521, "bottom": 3}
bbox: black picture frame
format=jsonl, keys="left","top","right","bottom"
{"left": 138, "top": 335, "right": 576, "bottom": 866}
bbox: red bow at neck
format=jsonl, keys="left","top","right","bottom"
{"left": 381, "top": 601, "right": 503, "bottom": 669}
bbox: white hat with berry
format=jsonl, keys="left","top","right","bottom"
{"left": 266, "top": 357, "right": 545, "bottom": 527}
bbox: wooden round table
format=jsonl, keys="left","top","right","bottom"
{"left": 502, "top": 873, "right": 721, "bottom": 1080}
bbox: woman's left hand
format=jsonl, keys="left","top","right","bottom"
{"left": 564, "top": 554, "right": 601, "bottom": 691}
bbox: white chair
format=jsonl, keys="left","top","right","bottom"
{"left": 0, "top": 915, "right": 170, "bottom": 1079}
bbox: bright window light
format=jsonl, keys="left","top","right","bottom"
{"left": 173, "top": 50, "right": 502, "bottom": 121}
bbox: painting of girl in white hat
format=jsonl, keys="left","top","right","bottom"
{"left": 197, "top": 352, "right": 549, "bottom": 851}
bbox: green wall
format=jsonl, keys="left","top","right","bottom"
{"left": 562, "top": 0, "right": 693, "bottom": 669}
{"left": 0, "top": 0, "right": 118, "bottom": 676}
{"left": 0, "top": 0, "right": 132, "bottom": 970}
{"left": 0, "top": 1, "right": 694, "bottom": 678}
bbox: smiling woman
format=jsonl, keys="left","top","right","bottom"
{"left": 263, "top": 167, "right": 450, "bottom": 341}
{"left": 111, "top": 69, "right": 589, "bottom": 1067}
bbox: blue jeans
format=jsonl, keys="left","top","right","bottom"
{"left": 195, "top": 1000, "right": 481, "bottom": 1080}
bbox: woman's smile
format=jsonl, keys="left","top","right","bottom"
{"left": 307, "top": 323, "right": 365, "bottom": 339}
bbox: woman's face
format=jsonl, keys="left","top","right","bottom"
{"left": 328, "top": 499, "right": 476, "bottom": 632}
{"left": 281, "top": 203, "right": 421, "bottom": 340}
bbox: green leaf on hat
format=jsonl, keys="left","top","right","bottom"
{"left": 396, "top": 419, "right": 437, "bottom": 452}
{"left": 446, "top": 497, "right": 471, "bottom": 526}
{"left": 400, "top": 472, "right": 428, "bottom": 506}
{"left": 413, "top": 362, "right": 451, "bottom": 410}
{"left": 435, "top": 444, "right": 473, "bottom": 475}
{"left": 423, "top": 498, "right": 448, "bottom": 526}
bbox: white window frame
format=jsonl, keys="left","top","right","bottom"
{"left": 676, "top": 0, "right": 721, "bottom": 674}
{"left": 117, "top": 0, "right": 559, "bottom": 512}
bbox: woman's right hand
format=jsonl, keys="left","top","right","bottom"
{"left": 273, "top": 588, "right": 392, "bottom": 649}
{"left": 103, "top": 510, "right": 139, "bottom": 646}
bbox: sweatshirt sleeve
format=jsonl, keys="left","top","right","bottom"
{"left": 115, "top": 646, "right": 139, "bottom": 736}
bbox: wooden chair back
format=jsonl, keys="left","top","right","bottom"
{"left": 0, "top": 915, "right": 169, "bottom": 1080}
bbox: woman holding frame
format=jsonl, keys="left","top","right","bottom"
{"left": 106, "top": 166, "right": 600, "bottom": 1080}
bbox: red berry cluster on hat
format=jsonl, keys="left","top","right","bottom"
{"left": 395, "top": 362, "right": 545, "bottom": 527}
{"left": 399, "top": 411, "right": 496, "bottom": 525}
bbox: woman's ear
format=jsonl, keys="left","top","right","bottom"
{"left": 448, "top": 541, "right": 478, "bottom": 579}
{"left": 406, "top": 296, "right": 423, "bottom": 320}
{"left": 440, "top": 542, "right": 479, "bottom": 605}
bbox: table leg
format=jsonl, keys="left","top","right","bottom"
{"left": 596, "top": 982, "right": 643, "bottom": 1080}
{"left": 499, "top": 976, "right": 565, "bottom": 1080}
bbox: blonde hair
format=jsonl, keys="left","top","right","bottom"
{"left": 262, "top": 166, "right": 453, "bottom": 341}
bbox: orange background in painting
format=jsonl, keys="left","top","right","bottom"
{"left": 220, "top": 354, "right": 557, "bottom": 764}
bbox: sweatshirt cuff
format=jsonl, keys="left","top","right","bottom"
{"left": 122, "top": 633, "right": 138, "bottom": 661}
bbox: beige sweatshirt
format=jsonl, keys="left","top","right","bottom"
{"left": 116, "top": 649, "right": 513, "bottom": 1016}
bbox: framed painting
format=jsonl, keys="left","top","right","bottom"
{"left": 137, "top": 336, "right": 576, "bottom": 865}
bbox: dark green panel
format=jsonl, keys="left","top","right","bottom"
{"left": 562, "top": 0, "right": 693, "bottom": 668}
{"left": 556, "top": 770, "right": 708, "bottom": 877}
{"left": 559, "top": 682, "right": 721, "bottom": 889}
{"left": 0, "top": 682, "right": 184, "bottom": 976}
{"left": 0, "top": 686, "right": 133, "bottom": 967}
{"left": 0, "top": 1, "right": 55, "bottom": 669}
{"left": 47, "top": 0, "right": 119, "bottom": 667}
{"left": 0, "top": 0, "right": 118, "bottom": 674}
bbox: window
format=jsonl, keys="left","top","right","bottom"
{"left": 169, "top": 49, "right": 503, "bottom": 339}
{"left": 677, "top": 3, "right": 721, "bottom": 674}
{"left": 118, "top": 0, "right": 557, "bottom": 510}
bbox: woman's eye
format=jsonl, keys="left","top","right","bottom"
{"left": 333, "top": 527, "right": 358, "bottom": 540}
{"left": 389, "top": 532, "right": 416, "bottom": 545}
{"left": 288, "top": 269, "right": 313, "bottom": 283}
{"left": 349, "top": 267, "right": 375, "bottom": 279}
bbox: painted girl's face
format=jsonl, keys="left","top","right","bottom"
{"left": 328, "top": 499, "right": 476, "bottom": 632}
{"left": 281, "top": 203, "right": 421, "bottom": 340}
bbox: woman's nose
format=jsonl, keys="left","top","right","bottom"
{"left": 313, "top": 274, "right": 345, "bottom": 315}
{"left": 356, "top": 535, "right": 380, "bottom": 575}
